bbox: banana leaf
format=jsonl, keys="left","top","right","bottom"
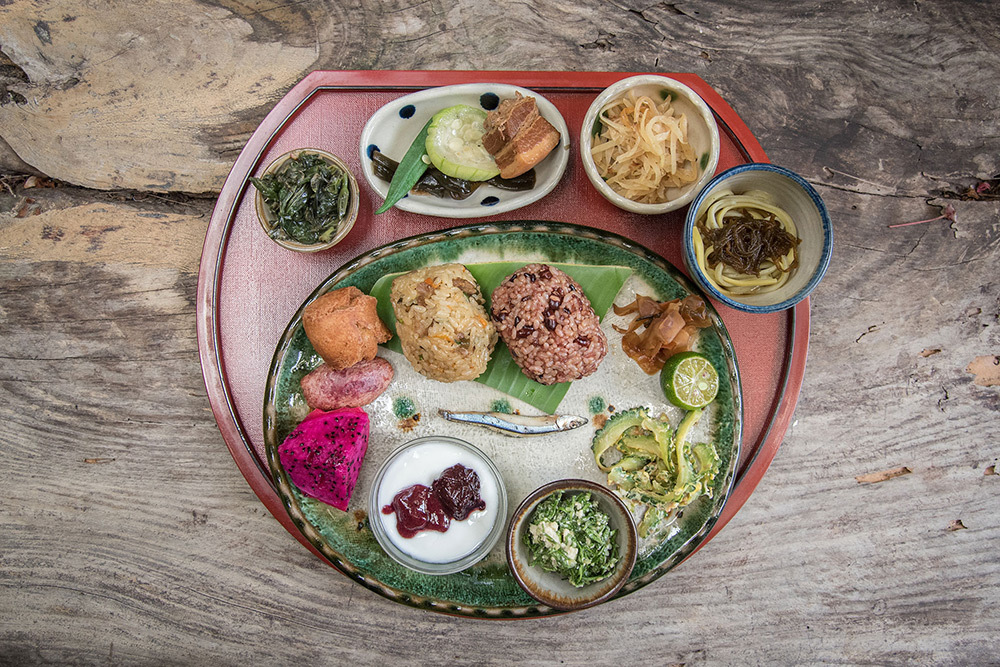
{"left": 369, "top": 262, "right": 631, "bottom": 413}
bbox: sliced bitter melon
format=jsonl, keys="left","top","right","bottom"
{"left": 592, "top": 405, "right": 721, "bottom": 539}
{"left": 592, "top": 407, "right": 649, "bottom": 472}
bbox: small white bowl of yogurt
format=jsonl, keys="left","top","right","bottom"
{"left": 369, "top": 436, "right": 507, "bottom": 575}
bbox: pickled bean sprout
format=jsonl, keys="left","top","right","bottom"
{"left": 590, "top": 90, "right": 698, "bottom": 204}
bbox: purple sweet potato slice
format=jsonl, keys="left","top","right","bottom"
{"left": 277, "top": 407, "right": 370, "bottom": 511}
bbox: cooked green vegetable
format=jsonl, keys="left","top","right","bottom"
{"left": 425, "top": 105, "right": 500, "bottom": 181}
{"left": 592, "top": 407, "right": 720, "bottom": 538}
{"left": 593, "top": 408, "right": 647, "bottom": 471}
{"left": 251, "top": 152, "right": 350, "bottom": 245}
{"left": 375, "top": 118, "right": 434, "bottom": 214}
{"left": 524, "top": 491, "right": 620, "bottom": 587}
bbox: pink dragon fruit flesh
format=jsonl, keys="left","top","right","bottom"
{"left": 277, "top": 407, "right": 370, "bottom": 511}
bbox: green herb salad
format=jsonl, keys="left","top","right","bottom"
{"left": 524, "top": 491, "right": 620, "bottom": 588}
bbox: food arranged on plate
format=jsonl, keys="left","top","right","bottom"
{"left": 301, "top": 358, "right": 393, "bottom": 411}
{"left": 482, "top": 93, "right": 561, "bottom": 179}
{"left": 267, "top": 228, "right": 740, "bottom": 607}
{"left": 593, "top": 405, "right": 719, "bottom": 537}
{"left": 277, "top": 407, "right": 370, "bottom": 512}
{"left": 252, "top": 75, "right": 829, "bottom": 613}
{"left": 661, "top": 351, "right": 720, "bottom": 411}
{"left": 425, "top": 104, "right": 503, "bottom": 181}
{"left": 371, "top": 261, "right": 632, "bottom": 413}
{"left": 438, "top": 409, "right": 587, "bottom": 437}
{"left": 390, "top": 264, "right": 496, "bottom": 382}
{"left": 374, "top": 96, "right": 561, "bottom": 215}
{"left": 302, "top": 285, "right": 392, "bottom": 371}
{"left": 370, "top": 150, "right": 535, "bottom": 201}
{"left": 491, "top": 264, "right": 608, "bottom": 385}
{"left": 358, "top": 83, "right": 571, "bottom": 218}
{"left": 275, "top": 285, "right": 397, "bottom": 511}
{"left": 612, "top": 293, "right": 712, "bottom": 375}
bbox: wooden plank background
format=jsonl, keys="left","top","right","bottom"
{"left": 1, "top": 0, "right": 997, "bottom": 663}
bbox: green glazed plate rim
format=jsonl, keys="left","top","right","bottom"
{"left": 263, "top": 221, "right": 742, "bottom": 618}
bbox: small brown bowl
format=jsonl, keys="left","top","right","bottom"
{"left": 507, "top": 479, "right": 637, "bottom": 611}
{"left": 253, "top": 148, "right": 359, "bottom": 253}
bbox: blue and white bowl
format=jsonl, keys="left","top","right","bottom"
{"left": 683, "top": 163, "right": 833, "bottom": 313}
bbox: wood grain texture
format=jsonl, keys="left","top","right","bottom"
{"left": 1, "top": 0, "right": 998, "bottom": 664}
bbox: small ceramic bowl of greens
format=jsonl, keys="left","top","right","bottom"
{"left": 507, "top": 479, "right": 637, "bottom": 611}
{"left": 251, "top": 148, "right": 359, "bottom": 252}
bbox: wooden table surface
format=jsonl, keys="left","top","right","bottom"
{"left": 1, "top": 1, "right": 997, "bottom": 664}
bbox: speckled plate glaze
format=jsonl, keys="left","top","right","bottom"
{"left": 264, "top": 222, "right": 742, "bottom": 618}
{"left": 358, "top": 84, "right": 571, "bottom": 218}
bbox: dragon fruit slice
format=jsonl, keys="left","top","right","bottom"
{"left": 277, "top": 407, "right": 370, "bottom": 511}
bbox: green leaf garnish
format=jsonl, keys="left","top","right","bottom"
{"left": 375, "top": 118, "right": 434, "bottom": 214}
{"left": 591, "top": 114, "right": 604, "bottom": 138}
{"left": 370, "top": 262, "right": 632, "bottom": 413}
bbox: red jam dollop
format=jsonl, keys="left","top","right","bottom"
{"left": 433, "top": 463, "right": 486, "bottom": 520}
{"left": 381, "top": 484, "right": 449, "bottom": 538}
{"left": 381, "top": 464, "right": 485, "bottom": 538}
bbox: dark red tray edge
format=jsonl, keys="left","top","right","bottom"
{"left": 196, "top": 70, "right": 808, "bottom": 593}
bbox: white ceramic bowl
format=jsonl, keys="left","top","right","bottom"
{"left": 369, "top": 436, "right": 507, "bottom": 576}
{"left": 253, "top": 148, "right": 359, "bottom": 253}
{"left": 507, "top": 479, "right": 637, "bottom": 611}
{"left": 580, "top": 75, "right": 720, "bottom": 214}
{"left": 683, "top": 163, "right": 833, "bottom": 313}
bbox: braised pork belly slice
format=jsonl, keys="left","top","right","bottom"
{"left": 491, "top": 114, "right": 561, "bottom": 179}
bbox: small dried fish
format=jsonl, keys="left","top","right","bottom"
{"left": 438, "top": 409, "right": 587, "bottom": 437}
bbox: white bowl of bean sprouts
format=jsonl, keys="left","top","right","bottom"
{"left": 580, "top": 75, "right": 720, "bottom": 214}
{"left": 683, "top": 163, "right": 833, "bottom": 313}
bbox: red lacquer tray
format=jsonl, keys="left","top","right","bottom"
{"left": 197, "top": 70, "right": 808, "bottom": 599}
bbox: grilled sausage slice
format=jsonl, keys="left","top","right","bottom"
{"left": 301, "top": 358, "right": 394, "bottom": 410}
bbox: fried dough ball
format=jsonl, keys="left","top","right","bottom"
{"left": 302, "top": 286, "right": 392, "bottom": 370}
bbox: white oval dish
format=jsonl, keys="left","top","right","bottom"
{"left": 358, "top": 83, "right": 571, "bottom": 218}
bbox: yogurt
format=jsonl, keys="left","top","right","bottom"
{"left": 374, "top": 438, "right": 502, "bottom": 565}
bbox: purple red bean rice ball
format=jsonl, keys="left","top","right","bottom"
{"left": 490, "top": 263, "right": 608, "bottom": 385}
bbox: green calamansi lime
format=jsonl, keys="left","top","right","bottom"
{"left": 425, "top": 105, "right": 500, "bottom": 181}
{"left": 660, "top": 351, "right": 719, "bottom": 410}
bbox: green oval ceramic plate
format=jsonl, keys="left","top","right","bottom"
{"left": 264, "top": 222, "right": 742, "bottom": 618}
